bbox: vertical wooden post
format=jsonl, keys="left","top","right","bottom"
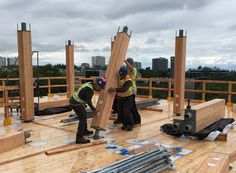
{"left": 48, "top": 78, "right": 51, "bottom": 95}
{"left": 202, "top": 81, "right": 206, "bottom": 102}
{"left": 65, "top": 40, "right": 75, "bottom": 98}
{"left": 148, "top": 78, "right": 153, "bottom": 99}
{"left": 91, "top": 26, "right": 130, "bottom": 131}
{"left": 3, "top": 89, "right": 11, "bottom": 125}
{"left": 173, "top": 30, "right": 186, "bottom": 119}
{"left": 167, "top": 79, "right": 172, "bottom": 102}
{"left": 17, "top": 22, "right": 34, "bottom": 121}
{"left": 227, "top": 82, "right": 232, "bottom": 108}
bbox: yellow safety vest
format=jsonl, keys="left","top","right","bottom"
{"left": 72, "top": 82, "right": 93, "bottom": 103}
{"left": 116, "top": 76, "right": 132, "bottom": 97}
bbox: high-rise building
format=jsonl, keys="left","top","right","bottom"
{"left": 7, "top": 57, "right": 18, "bottom": 66}
{"left": 0, "top": 56, "right": 6, "bottom": 67}
{"left": 152, "top": 57, "right": 168, "bottom": 71}
{"left": 91, "top": 56, "right": 105, "bottom": 68}
{"left": 134, "top": 61, "right": 141, "bottom": 70}
{"left": 170, "top": 56, "right": 175, "bottom": 78}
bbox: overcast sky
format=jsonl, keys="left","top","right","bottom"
{"left": 0, "top": 0, "right": 236, "bottom": 69}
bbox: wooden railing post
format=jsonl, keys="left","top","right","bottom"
{"left": 48, "top": 78, "right": 52, "bottom": 96}
{"left": 167, "top": 79, "right": 172, "bottom": 102}
{"left": 202, "top": 81, "right": 206, "bottom": 102}
{"left": 148, "top": 78, "right": 153, "bottom": 99}
{"left": 227, "top": 82, "right": 232, "bottom": 108}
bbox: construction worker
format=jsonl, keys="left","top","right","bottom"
{"left": 69, "top": 77, "right": 106, "bottom": 144}
{"left": 108, "top": 66, "right": 134, "bottom": 131}
{"left": 125, "top": 58, "right": 141, "bottom": 125}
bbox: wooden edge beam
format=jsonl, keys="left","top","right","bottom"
{"left": 142, "top": 107, "right": 163, "bottom": 112}
{"left": 45, "top": 140, "right": 106, "bottom": 155}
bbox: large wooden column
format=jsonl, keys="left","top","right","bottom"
{"left": 65, "top": 40, "right": 74, "bottom": 98}
{"left": 91, "top": 26, "right": 130, "bottom": 131}
{"left": 17, "top": 22, "right": 34, "bottom": 121}
{"left": 173, "top": 30, "right": 186, "bottom": 119}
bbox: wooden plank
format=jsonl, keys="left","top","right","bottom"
{"left": 0, "top": 131, "right": 26, "bottom": 153}
{"left": 45, "top": 140, "right": 106, "bottom": 155}
{"left": 195, "top": 152, "right": 229, "bottom": 173}
{"left": 216, "top": 133, "right": 227, "bottom": 141}
{"left": 195, "top": 99, "right": 225, "bottom": 132}
{"left": 17, "top": 23, "right": 34, "bottom": 121}
{"left": 65, "top": 40, "right": 75, "bottom": 98}
{"left": 173, "top": 30, "right": 186, "bottom": 119}
{"left": 91, "top": 27, "right": 130, "bottom": 130}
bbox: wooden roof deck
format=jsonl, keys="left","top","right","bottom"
{"left": 0, "top": 97, "right": 236, "bottom": 173}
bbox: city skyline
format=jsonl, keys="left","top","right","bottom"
{"left": 0, "top": 0, "right": 236, "bottom": 70}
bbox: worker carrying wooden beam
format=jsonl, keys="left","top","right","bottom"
{"left": 108, "top": 66, "right": 134, "bottom": 131}
{"left": 69, "top": 77, "right": 106, "bottom": 144}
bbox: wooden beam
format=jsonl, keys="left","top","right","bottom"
{"left": 17, "top": 22, "right": 34, "bottom": 121}
{"left": 173, "top": 30, "right": 186, "bottom": 119}
{"left": 91, "top": 26, "right": 130, "bottom": 131}
{"left": 194, "top": 99, "right": 225, "bottom": 132}
{"left": 65, "top": 40, "right": 74, "bottom": 98}
{"left": 195, "top": 152, "right": 229, "bottom": 173}
{"left": 0, "top": 131, "right": 30, "bottom": 154}
{"left": 45, "top": 140, "right": 105, "bottom": 155}
{"left": 36, "top": 98, "right": 69, "bottom": 111}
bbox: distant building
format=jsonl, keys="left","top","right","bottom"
{"left": 170, "top": 56, "right": 175, "bottom": 78}
{"left": 7, "top": 57, "right": 18, "bottom": 66}
{"left": 0, "top": 56, "right": 6, "bottom": 67}
{"left": 134, "top": 61, "right": 141, "bottom": 70}
{"left": 91, "top": 56, "right": 105, "bottom": 68}
{"left": 152, "top": 57, "right": 168, "bottom": 71}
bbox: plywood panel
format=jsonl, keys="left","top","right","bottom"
{"left": 65, "top": 40, "right": 75, "bottom": 98}
{"left": 173, "top": 30, "right": 186, "bottom": 119}
{"left": 91, "top": 27, "right": 130, "bottom": 130}
{"left": 195, "top": 152, "right": 229, "bottom": 173}
{"left": 17, "top": 23, "right": 34, "bottom": 121}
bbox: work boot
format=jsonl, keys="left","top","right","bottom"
{"left": 121, "top": 125, "right": 127, "bottom": 130}
{"left": 84, "top": 129, "right": 93, "bottom": 135}
{"left": 113, "top": 119, "right": 121, "bottom": 124}
{"left": 76, "top": 137, "right": 90, "bottom": 144}
{"left": 126, "top": 125, "right": 133, "bottom": 131}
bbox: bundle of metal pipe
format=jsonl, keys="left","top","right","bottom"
{"left": 88, "top": 145, "right": 175, "bottom": 173}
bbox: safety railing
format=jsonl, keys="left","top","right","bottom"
{"left": 1, "top": 77, "right": 236, "bottom": 106}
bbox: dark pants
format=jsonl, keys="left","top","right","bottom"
{"left": 117, "top": 95, "right": 134, "bottom": 127}
{"left": 112, "top": 95, "right": 118, "bottom": 113}
{"left": 70, "top": 104, "right": 87, "bottom": 139}
{"left": 131, "top": 94, "right": 141, "bottom": 123}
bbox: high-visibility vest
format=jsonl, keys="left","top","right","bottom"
{"left": 72, "top": 82, "right": 93, "bottom": 103}
{"left": 116, "top": 76, "right": 132, "bottom": 97}
{"left": 129, "top": 67, "right": 137, "bottom": 94}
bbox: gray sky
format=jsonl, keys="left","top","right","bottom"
{"left": 0, "top": 0, "right": 236, "bottom": 69}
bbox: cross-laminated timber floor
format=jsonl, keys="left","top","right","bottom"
{"left": 0, "top": 98, "right": 236, "bottom": 173}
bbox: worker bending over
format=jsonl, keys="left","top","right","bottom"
{"left": 108, "top": 66, "right": 134, "bottom": 131}
{"left": 69, "top": 77, "right": 106, "bottom": 144}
